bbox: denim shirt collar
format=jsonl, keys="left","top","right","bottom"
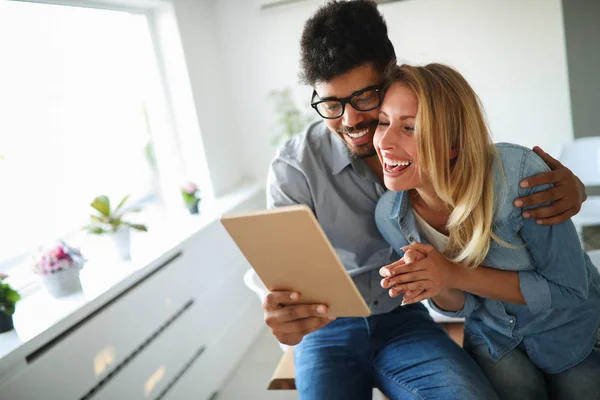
{"left": 387, "top": 191, "right": 427, "bottom": 245}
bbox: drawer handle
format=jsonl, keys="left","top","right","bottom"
{"left": 80, "top": 299, "right": 194, "bottom": 400}
{"left": 26, "top": 251, "right": 183, "bottom": 365}
{"left": 154, "top": 345, "right": 207, "bottom": 400}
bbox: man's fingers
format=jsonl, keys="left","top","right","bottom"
{"left": 532, "top": 146, "right": 563, "bottom": 170}
{"left": 266, "top": 303, "right": 329, "bottom": 325}
{"left": 520, "top": 169, "right": 565, "bottom": 190}
{"left": 522, "top": 198, "right": 571, "bottom": 220}
{"left": 275, "top": 317, "right": 333, "bottom": 345}
{"left": 263, "top": 291, "right": 300, "bottom": 310}
{"left": 534, "top": 207, "right": 577, "bottom": 226}
{"left": 515, "top": 187, "right": 564, "bottom": 208}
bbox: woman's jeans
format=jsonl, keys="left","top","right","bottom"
{"left": 468, "top": 329, "right": 600, "bottom": 400}
{"left": 293, "top": 303, "right": 498, "bottom": 399}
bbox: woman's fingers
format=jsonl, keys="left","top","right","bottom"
{"left": 402, "top": 289, "right": 436, "bottom": 305}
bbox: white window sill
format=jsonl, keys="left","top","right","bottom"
{"left": 0, "top": 183, "right": 263, "bottom": 366}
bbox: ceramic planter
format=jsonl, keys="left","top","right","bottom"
{"left": 110, "top": 228, "right": 131, "bottom": 260}
{"left": 187, "top": 201, "right": 200, "bottom": 215}
{"left": 40, "top": 266, "right": 83, "bottom": 298}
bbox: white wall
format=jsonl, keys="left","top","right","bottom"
{"left": 213, "top": 0, "right": 321, "bottom": 187}
{"left": 381, "top": 0, "right": 573, "bottom": 157}
{"left": 204, "top": 0, "right": 573, "bottom": 187}
{"left": 169, "top": 0, "right": 248, "bottom": 197}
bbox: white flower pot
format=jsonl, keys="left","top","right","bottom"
{"left": 110, "top": 229, "right": 131, "bottom": 260}
{"left": 41, "top": 267, "right": 82, "bottom": 298}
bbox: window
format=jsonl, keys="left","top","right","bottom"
{"left": 0, "top": 1, "right": 179, "bottom": 275}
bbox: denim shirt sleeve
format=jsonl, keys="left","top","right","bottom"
{"left": 266, "top": 155, "right": 314, "bottom": 210}
{"left": 517, "top": 151, "right": 589, "bottom": 313}
{"left": 375, "top": 191, "right": 481, "bottom": 318}
{"left": 427, "top": 293, "right": 481, "bottom": 319}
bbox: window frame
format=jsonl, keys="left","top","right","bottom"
{"left": 2, "top": 0, "right": 209, "bottom": 294}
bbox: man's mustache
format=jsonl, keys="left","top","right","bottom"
{"left": 336, "top": 121, "right": 378, "bottom": 136}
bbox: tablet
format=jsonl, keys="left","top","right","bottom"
{"left": 220, "top": 204, "right": 371, "bottom": 317}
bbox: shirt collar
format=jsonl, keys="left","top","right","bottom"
{"left": 331, "top": 133, "right": 353, "bottom": 175}
{"left": 388, "top": 190, "right": 408, "bottom": 220}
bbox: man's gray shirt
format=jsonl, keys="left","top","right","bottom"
{"left": 266, "top": 121, "right": 402, "bottom": 315}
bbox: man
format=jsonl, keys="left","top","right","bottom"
{"left": 264, "top": 1, "right": 587, "bottom": 399}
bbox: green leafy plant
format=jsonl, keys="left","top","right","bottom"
{"left": 0, "top": 276, "right": 21, "bottom": 316}
{"left": 268, "top": 87, "right": 314, "bottom": 145}
{"left": 84, "top": 195, "right": 148, "bottom": 235}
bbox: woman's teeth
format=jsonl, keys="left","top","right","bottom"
{"left": 347, "top": 129, "right": 369, "bottom": 138}
{"left": 384, "top": 158, "right": 412, "bottom": 173}
{"left": 384, "top": 159, "right": 411, "bottom": 167}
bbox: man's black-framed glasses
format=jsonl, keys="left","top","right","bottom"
{"left": 311, "top": 85, "right": 382, "bottom": 119}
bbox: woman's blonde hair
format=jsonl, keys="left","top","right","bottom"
{"left": 384, "top": 63, "right": 500, "bottom": 268}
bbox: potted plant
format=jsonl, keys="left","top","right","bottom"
{"left": 84, "top": 195, "right": 147, "bottom": 260}
{"left": 33, "top": 241, "right": 85, "bottom": 298}
{"left": 181, "top": 182, "right": 201, "bottom": 215}
{"left": 0, "top": 274, "right": 21, "bottom": 333}
{"left": 268, "top": 87, "right": 314, "bottom": 146}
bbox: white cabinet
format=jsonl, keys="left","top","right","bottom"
{"left": 0, "top": 189, "right": 267, "bottom": 400}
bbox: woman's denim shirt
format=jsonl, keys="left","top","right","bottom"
{"left": 375, "top": 143, "right": 600, "bottom": 373}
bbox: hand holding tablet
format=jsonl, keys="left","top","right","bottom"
{"left": 221, "top": 204, "right": 370, "bottom": 318}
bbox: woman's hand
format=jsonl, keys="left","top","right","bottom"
{"left": 380, "top": 248, "right": 427, "bottom": 301}
{"left": 380, "top": 242, "right": 460, "bottom": 305}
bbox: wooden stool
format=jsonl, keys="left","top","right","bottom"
{"left": 268, "top": 322, "right": 464, "bottom": 391}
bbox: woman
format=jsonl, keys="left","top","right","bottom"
{"left": 374, "top": 63, "right": 600, "bottom": 399}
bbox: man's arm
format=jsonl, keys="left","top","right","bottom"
{"left": 514, "top": 146, "right": 586, "bottom": 225}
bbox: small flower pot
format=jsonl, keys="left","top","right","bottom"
{"left": 187, "top": 201, "right": 200, "bottom": 215}
{"left": 0, "top": 312, "right": 14, "bottom": 333}
{"left": 40, "top": 266, "right": 83, "bottom": 298}
{"left": 110, "top": 229, "right": 131, "bottom": 260}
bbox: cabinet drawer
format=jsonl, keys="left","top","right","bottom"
{"left": 89, "top": 300, "right": 203, "bottom": 400}
{"left": 1, "top": 251, "right": 191, "bottom": 400}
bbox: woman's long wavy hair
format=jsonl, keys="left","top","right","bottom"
{"left": 384, "top": 63, "right": 502, "bottom": 268}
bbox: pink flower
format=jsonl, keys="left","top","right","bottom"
{"left": 182, "top": 182, "right": 198, "bottom": 195}
{"left": 33, "top": 241, "right": 84, "bottom": 275}
{"left": 49, "top": 245, "right": 69, "bottom": 261}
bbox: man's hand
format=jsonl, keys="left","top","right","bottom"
{"left": 514, "top": 146, "right": 587, "bottom": 225}
{"left": 262, "top": 291, "right": 335, "bottom": 346}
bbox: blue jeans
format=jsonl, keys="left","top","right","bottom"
{"left": 294, "top": 303, "right": 498, "bottom": 399}
{"left": 467, "top": 329, "right": 600, "bottom": 400}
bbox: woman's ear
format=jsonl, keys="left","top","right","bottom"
{"left": 449, "top": 148, "right": 458, "bottom": 160}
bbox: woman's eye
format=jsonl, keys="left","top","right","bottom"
{"left": 378, "top": 121, "right": 389, "bottom": 126}
{"left": 404, "top": 126, "right": 415, "bottom": 132}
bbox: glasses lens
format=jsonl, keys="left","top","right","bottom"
{"left": 316, "top": 101, "right": 344, "bottom": 119}
{"left": 350, "top": 89, "right": 380, "bottom": 111}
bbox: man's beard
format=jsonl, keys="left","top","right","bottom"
{"left": 336, "top": 120, "right": 378, "bottom": 159}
